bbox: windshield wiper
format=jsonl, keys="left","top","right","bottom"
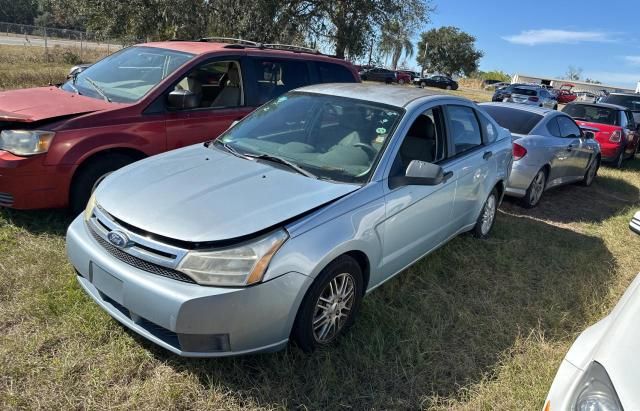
{"left": 248, "top": 153, "right": 317, "bottom": 179}
{"left": 213, "top": 140, "right": 252, "bottom": 160}
{"left": 84, "top": 76, "right": 111, "bottom": 102}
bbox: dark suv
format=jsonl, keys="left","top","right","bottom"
{"left": 0, "top": 39, "right": 359, "bottom": 211}
{"left": 359, "top": 67, "right": 397, "bottom": 84}
{"left": 600, "top": 93, "right": 640, "bottom": 123}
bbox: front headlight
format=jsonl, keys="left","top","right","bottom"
{"left": 84, "top": 192, "right": 97, "bottom": 221}
{"left": 572, "top": 362, "right": 622, "bottom": 411}
{"left": 177, "top": 229, "right": 289, "bottom": 287}
{"left": 0, "top": 130, "right": 55, "bottom": 156}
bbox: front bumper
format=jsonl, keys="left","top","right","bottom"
{"left": 66, "top": 215, "right": 312, "bottom": 357}
{"left": 630, "top": 212, "right": 640, "bottom": 235}
{"left": 505, "top": 160, "right": 539, "bottom": 198}
{"left": 544, "top": 359, "right": 584, "bottom": 411}
{"left": 0, "top": 150, "right": 71, "bottom": 209}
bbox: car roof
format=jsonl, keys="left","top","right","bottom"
{"left": 480, "top": 102, "right": 558, "bottom": 116}
{"left": 295, "top": 83, "right": 459, "bottom": 107}
{"left": 139, "top": 41, "right": 350, "bottom": 64}
{"left": 567, "top": 102, "right": 628, "bottom": 111}
{"left": 609, "top": 92, "right": 640, "bottom": 96}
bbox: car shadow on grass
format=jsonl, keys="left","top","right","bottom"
{"left": 0, "top": 208, "right": 72, "bottom": 236}
{"left": 501, "top": 173, "right": 639, "bottom": 225}
{"left": 127, "top": 213, "right": 617, "bottom": 410}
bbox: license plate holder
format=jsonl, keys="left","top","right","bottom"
{"left": 91, "top": 263, "right": 124, "bottom": 305}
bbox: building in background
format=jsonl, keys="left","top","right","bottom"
{"left": 512, "top": 73, "right": 635, "bottom": 94}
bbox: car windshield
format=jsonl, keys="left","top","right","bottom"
{"left": 512, "top": 87, "right": 537, "bottom": 96}
{"left": 603, "top": 95, "right": 640, "bottom": 111}
{"left": 481, "top": 105, "right": 543, "bottom": 135}
{"left": 61, "top": 46, "right": 194, "bottom": 103}
{"left": 562, "top": 104, "right": 618, "bottom": 125}
{"left": 217, "top": 92, "right": 403, "bottom": 184}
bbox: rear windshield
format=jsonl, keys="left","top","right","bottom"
{"left": 481, "top": 105, "right": 543, "bottom": 135}
{"left": 562, "top": 104, "right": 618, "bottom": 126}
{"left": 602, "top": 95, "right": 640, "bottom": 111}
{"left": 512, "top": 88, "right": 537, "bottom": 96}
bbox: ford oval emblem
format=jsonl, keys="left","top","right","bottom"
{"left": 107, "top": 230, "right": 130, "bottom": 248}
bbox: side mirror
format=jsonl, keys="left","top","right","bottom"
{"left": 390, "top": 160, "right": 450, "bottom": 189}
{"left": 168, "top": 89, "right": 200, "bottom": 109}
{"left": 583, "top": 131, "right": 595, "bottom": 139}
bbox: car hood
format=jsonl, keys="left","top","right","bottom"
{"left": 96, "top": 144, "right": 360, "bottom": 243}
{"left": 0, "top": 86, "right": 115, "bottom": 122}
{"left": 566, "top": 273, "right": 640, "bottom": 409}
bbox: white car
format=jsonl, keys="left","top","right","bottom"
{"left": 629, "top": 211, "right": 640, "bottom": 235}
{"left": 544, "top": 272, "right": 640, "bottom": 410}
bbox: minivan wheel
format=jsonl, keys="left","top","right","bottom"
{"left": 473, "top": 188, "right": 498, "bottom": 238}
{"left": 521, "top": 168, "right": 546, "bottom": 208}
{"left": 69, "top": 153, "right": 135, "bottom": 214}
{"left": 292, "top": 255, "right": 363, "bottom": 352}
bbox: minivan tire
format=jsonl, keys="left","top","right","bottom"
{"left": 70, "top": 153, "right": 135, "bottom": 214}
{"left": 292, "top": 255, "right": 364, "bottom": 353}
{"left": 473, "top": 188, "right": 498, "bottom": 238}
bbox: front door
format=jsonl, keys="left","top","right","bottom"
{"left": 380, "top": 106, "right": 457, "bottom": 281}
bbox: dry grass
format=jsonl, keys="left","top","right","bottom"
{"left": 0, "top": 44, "right": 108, "bottom": 90}
{"left": 2, "top": 47, "right": 640, "bottom": 409}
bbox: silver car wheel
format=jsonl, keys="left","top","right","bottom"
{"left": 529, "top": 171, "right": 546, "bottom": 206}
{"left": 312, "top": 273, "right": 355, "bottom": 343}
{"left": 481, "top": 194, "right": 497, "bottom": 235}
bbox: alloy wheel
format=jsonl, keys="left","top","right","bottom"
{"left": 586, "top": 161, "right": 597, "bottom": 185}
{"left": 529, "top": 171, "right": 546, "bottom": 206}
{"left": 481, "top": 194, "right": 497, "bottom": 235}
{"left": 312, "top": 273, "right": 356, "bottom": 344}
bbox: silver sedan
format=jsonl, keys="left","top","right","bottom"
{"left": 480, "top": 103, "right": 601, "bottom": 207}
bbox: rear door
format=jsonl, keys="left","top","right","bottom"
{"left": 443, "top": 104, "right": 495, "bottom": 229}
{"left": 557, "top": 115, "right": 590, "bottom": 177}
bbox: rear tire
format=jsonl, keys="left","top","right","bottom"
{"left": 69, "top": 153, "right": 136, "bottom": 214}
{"left": 521, "top": 168, "right": 547, "bottom": 208}
{"left": 292, "top": 256, "right": 364, "bottom": 353}
{"left": 614, "top": 150, "right": 624, "bottom": 169}
{"left": 473, "top": 188, "right": 498, "bottom": 238}
{"left": 398, "top": 79, "right": 405, "bottom": 85}
{"left": 582, "top": 157, "right": 599, "bottom": 186}
{"left": 446, "top": 85, "right": 452, "bottom": 90}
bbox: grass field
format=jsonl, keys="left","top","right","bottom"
{"left": 2, "top": 45, "right": 640, "bottom": 410}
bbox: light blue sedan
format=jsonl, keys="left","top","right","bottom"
{"left": 66, "top": 84, "right": 513, "bottom": 356}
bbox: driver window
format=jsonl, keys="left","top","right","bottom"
{"left": 392, "top": 107, "right": 446, "bottom": 177}
{"left": 173, "top": 60, "right": 243, "bottom": 109}
{"left": 557, "top": 116, "right": 581, "bottom": 138}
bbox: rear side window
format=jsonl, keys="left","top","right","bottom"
{"left": 447, "top": 105, "right": 482, "bottom": 155}
{"left": 317, "top": 62, "right": 355, "bottom": 83}
{"left": 482, "top": 105, "right": 543, "bottom": 135}
{"left": 557, "top": 116, "right": 581, "bottom": 138}
{"left": 562, "top": 104, "right": 618, "bottom": 126}
{"left": 546, "top": 118, "right": 561, "bottom": 137}
{"left": 477, "top": 111, "right": 498, "bottom": 143}
{"left": 252, "top": 59, "right": 310, "bottom": 105}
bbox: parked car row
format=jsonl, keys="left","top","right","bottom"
{"left": 358, "top": 67, "right": 411, "bottom": 84}
{"left": 1, "top": 39, "right": 637, "bottom": 410}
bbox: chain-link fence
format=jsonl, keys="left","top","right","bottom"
{"left": 0, "top": 22, "right": 127, "bottom": 60}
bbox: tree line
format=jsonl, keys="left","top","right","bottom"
{"left": 2, "top": 0, "right": 486, "bottom": 77}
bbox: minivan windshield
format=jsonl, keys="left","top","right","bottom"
{"left": 217, "top": 92, "right": 403, "bottom": 183}
{"left": 61, "top": 46, "right": 194, "bottom": 103}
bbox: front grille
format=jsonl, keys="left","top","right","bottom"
{"left": 88, "top": 223, "right": 196, "bottom": 284}
{"left": 0, "top": 192, "right": 14, "bottom": 206}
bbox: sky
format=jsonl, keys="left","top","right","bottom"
{"left": 419, "top": 0, "right": 640, "bottom": 89}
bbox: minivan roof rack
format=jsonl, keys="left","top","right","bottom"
{"left": 261, "top": 43, "right": 320, "bottom": 54}
{"left": 197, "top": 37, "right": 342, "bottom": 59}
{"left": 199, "top": 37, "right": 261, "bottom": 46}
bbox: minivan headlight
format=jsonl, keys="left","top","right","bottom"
{"left": 177, "top": 229, "right": 289, "bottom": 287}
{"left": 572, "top": 361, "right": 622, "bottom": 411}
{"left": 0, "top": 130, "right": 55, "bottom": 156}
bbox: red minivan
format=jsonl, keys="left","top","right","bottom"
{"left": 0, "top": 40, "right": 359, "bottom": 211}
{"left": 563, "top": 102, "right": 640, "bottom": 168}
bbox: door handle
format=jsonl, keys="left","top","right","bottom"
{"left": 442, "top": 171, "right": 454, "bottom": 183}
{"left": 483, "top": 151, "right": 493, "bottom": 160}
{"left": 567, "top": 144, "right": 574, "bottom": 152}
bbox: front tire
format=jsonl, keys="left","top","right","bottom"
{"left": 292, "top": 256, "right": 364, "bottom": 353}
{"left": 473, "top": 188, "right": 498, "bottom": 238}
{"left": 69, "top": 153, "right": 135, "bottom": 214}
{"left": 521, "top": 168, "right": 546, "bottom": 208}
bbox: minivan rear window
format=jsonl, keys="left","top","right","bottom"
{"left": 481, "top": 105, "right": 543, "bottom": 135}
{"left": 317, "top": 63, "right": 355, "bottom": 83}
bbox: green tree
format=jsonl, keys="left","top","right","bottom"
{"left": 0, "top": 0, "right": 39, "bottom": 25}
{"left": 378, "top": 20, "right": 414, "bottom": 70}
{"left": 416, "top": 26, "right": 483, "bottom": 77}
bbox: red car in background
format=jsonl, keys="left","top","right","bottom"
{"left": 555, "top": 83, "right": 577, "bottom": 104}
{"left": 563, "top": 102, "right": 640, "bottom": 167}
{"left": 0, "top": 39, "right": 359, "bottom": 211}
{"left": 394, "top": 71, "right": 411, "bottom": 85}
